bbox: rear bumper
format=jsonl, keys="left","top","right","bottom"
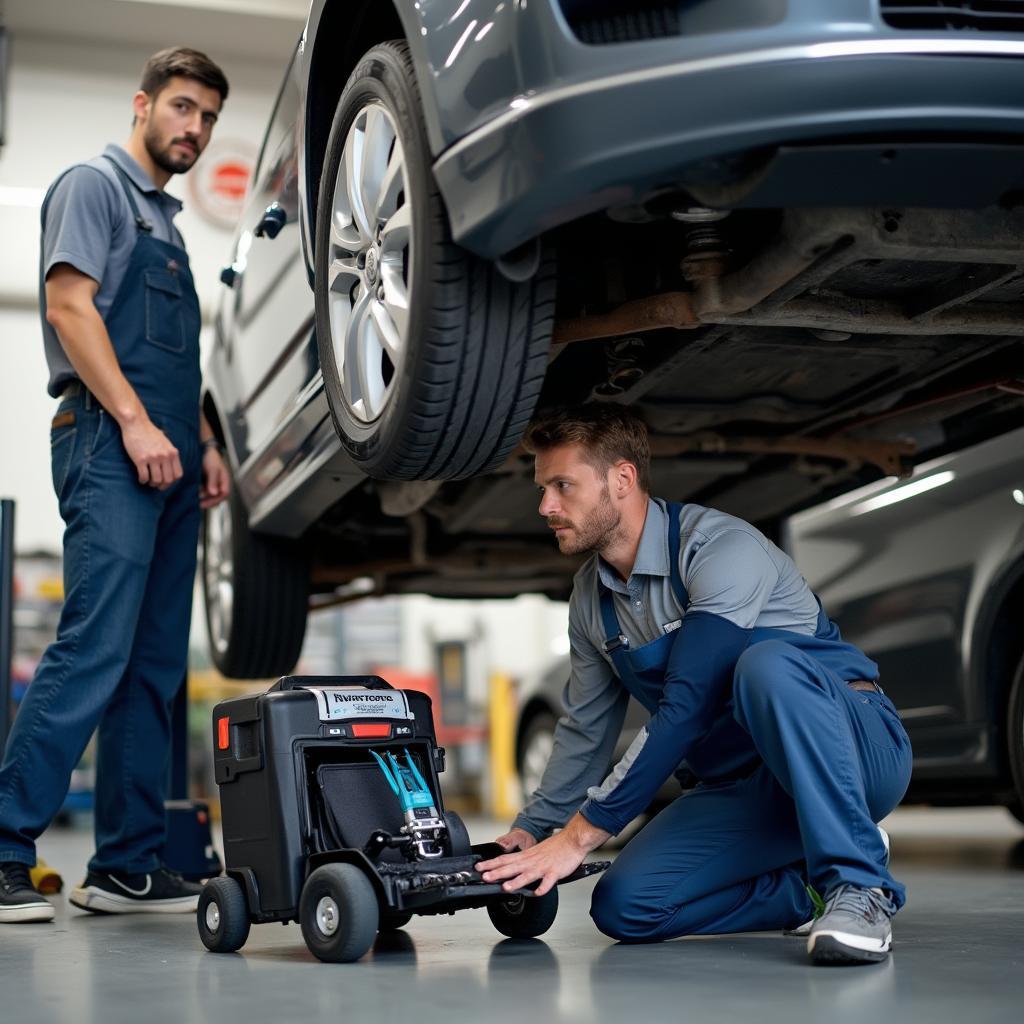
{"left": 433, "top": 39, "right": 1024, "bottom": 258}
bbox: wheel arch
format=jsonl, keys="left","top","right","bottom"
{"left": 970, "top": 550, "right": 1024, "bottom": 784}
{"left": 302, "top": 1, "right": 440, "bottom": 268}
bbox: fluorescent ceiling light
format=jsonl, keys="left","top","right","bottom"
{"left": 0, "top": 186, "right": 46, "bottom": 208}
{"left": 112, "top": 0, "right": 308, "bottom": 20}
{"left": 849, "top": 471, "right": 956, "bottom": 516}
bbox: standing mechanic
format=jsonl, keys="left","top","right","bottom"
{"left": 477, "top": 405, "right": 913, "bottom": 965}
{"left": 0, "top": 48, "right": 230, "bottom": 923}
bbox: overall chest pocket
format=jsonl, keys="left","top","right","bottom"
{"left": 144, "top": 268, "right": 186, "bottom": 353}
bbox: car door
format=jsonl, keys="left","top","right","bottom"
{"left": 220, "top": 48, "right": 317, "bottom": 472}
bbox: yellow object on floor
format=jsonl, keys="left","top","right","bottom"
{"left": 31, "top": 859, "right": 64, "bottom": 895}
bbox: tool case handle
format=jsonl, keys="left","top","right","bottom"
{"left": 270, "top": 674, "right": 395, "bottom": 692}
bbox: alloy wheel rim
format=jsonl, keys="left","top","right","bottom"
{"left": 327, "top": 101, "right": 413, "bottom": 425}
{"left": 316, "top": 896, "right": 340, "bottom": 936}
{"left": 204, "top": 502, "right": 233, "bottom": 656}
{"left": 522, "top": 729, "right": 555, "bottom": 797}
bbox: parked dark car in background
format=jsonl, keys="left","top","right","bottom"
{"left": 202, "top": 0, "right": 1024, "bottom": 677}
{"left": 785, "top": 424, "right": 1024, "bottom": 823}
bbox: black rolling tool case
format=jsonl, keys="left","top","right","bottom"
{"left": 213, "top": 674, "right": 443, "bottom": 921}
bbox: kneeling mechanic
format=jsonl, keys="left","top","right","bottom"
{"left": 477, "top": 405, "right": 912, "bottom": 965}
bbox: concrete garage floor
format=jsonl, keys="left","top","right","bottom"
{"left": 4, "top": 808, "right": 1023, "bottom": 1024}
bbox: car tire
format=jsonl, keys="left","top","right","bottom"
{"left": 202, "top": 482, "right": 309, "bottom": 679}
{"left": 314, "top": 40, "right": 555, "bottom": 481}
{"left": 197, "top": 876, "right": 251, "bottom": 953}
{"left": 300, "top": 863, "right": 379, "bottom": 963}
{"left": 1007, "top": 653, "right": 1024, "bottom": 817}
{"left": 518, "top": 711, "right": 558, "bottom": 804}
{"left": 487, "top": 889, "right": 559, "bottom": 939}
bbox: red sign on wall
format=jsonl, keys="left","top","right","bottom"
{"left": 188, "top": 140, "right": 257, "bottom": 231}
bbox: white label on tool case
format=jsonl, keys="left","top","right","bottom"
{"left": 303, "top": 687, "right": 415, "bottom": 722}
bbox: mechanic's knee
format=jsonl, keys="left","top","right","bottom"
{"left": 589, "top": 871, "right": 664, "bottom": 943}
{"left": 733, "top": 641, "right": 809, "bottom": 725}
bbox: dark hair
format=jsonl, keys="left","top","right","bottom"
{"left": 525, "top": 405, "right": 651, "bottom": 493}
{"left": 139, "top": 47, "right": 229, "bottom": 102}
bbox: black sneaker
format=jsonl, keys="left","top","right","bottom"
{"left": 0, "top": 861, "right": 55, "bottom": 923}
{"left": 69, "top": 867, "right": 202, "bottom": 915}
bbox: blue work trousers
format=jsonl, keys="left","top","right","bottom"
{"left": 0, "top": 392, "right": 200, "bottom": 872}
{"left": 590, "top": 640, "right": 912, "bottom": 941}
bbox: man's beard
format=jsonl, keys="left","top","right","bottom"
{"left": 145, "top": 123, "right": 198, "bottom": 176}
{"left": 549, "top": 485, "right": 622, "bottom": 556}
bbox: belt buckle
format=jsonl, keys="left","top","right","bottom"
{"left": 603, "top": 634, "right": 630, "bottom": 654}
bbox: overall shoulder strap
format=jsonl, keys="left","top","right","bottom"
{"left": 101, "top": 155, "right": 153, "bottom": 234}
{"left": 598, "top": 583, "right": 626, "bottom": 655}
{"left": 665, "top": 501, "right": 690, "bottom": 610}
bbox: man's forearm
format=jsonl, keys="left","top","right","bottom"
{"left": 47, "top": 301, "right": 146, "bottom": 427}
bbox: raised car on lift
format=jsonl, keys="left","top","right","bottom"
{"left": 201, "top": 1, "right": 1024, "bottom": 715}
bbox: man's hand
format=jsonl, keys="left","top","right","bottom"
{"left": 477, "top": 814, "right": 610, "bottom": 896}
{"left": 120, "top": 417, "right": 183, "bottom": 489}
{"left": 493, "top": 827, "right": 538, "bottom": 853}
{"left": 200, "top": 446, "right": 230, "bottom": 509}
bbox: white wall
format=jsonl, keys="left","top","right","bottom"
{"left": 0, "top": 32, "right": 290, "bottom": 551}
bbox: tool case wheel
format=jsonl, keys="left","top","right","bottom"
{"left": 300, "top": 863, "right": 379, "bottom": 963}
{"left": 197, "top": 876, "right": 251, "bottom": 953}
{"left": 487, "top": 887, "right": 559, "bottom": 939}
{"left": 445, "top": 810, "right": 472, "bottom": 857}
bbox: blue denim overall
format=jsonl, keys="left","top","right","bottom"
{"left": 590, "top": 504, "right": 913, "bottom": 941}
{"left": 0, "top": 157, "right": 202, "bottom": 872}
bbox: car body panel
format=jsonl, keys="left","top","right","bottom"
{"left": 435, "top": 46, "right": 1024, "bottom": 257}
{"left": 300, "top": 2, "right": 1024, "bottom": 258}
{"left": 786, "top": 424, "right": 1024, "bottom": 792}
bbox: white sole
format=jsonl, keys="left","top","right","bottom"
{"left": 808, "top": 928, "right": 891, "bottom": 955}
{"left": 0, "top": 902, "right": 56, "bottom": 923}
{"left": 69, "top": 886, "right": 199, "bottom": 915}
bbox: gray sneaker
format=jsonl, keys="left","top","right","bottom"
{"left": 807, "top": 884, "right": 896, "bottom": 964}
{"left": 785, "top": 826, "right": 890, "bottom": 939}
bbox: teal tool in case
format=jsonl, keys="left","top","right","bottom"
{"left": 371, "top": 748, "right": 447, "bottom": 857}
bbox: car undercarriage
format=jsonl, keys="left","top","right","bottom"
{"left": 305, "top": 199, "right": 1024, "bottom": 605}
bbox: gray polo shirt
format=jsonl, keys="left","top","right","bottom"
{"left": 513, "top": 498, "right": 820, "bottom": 838}
{"left": 39, "top": 143, "right": 186, "bottom": 397}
